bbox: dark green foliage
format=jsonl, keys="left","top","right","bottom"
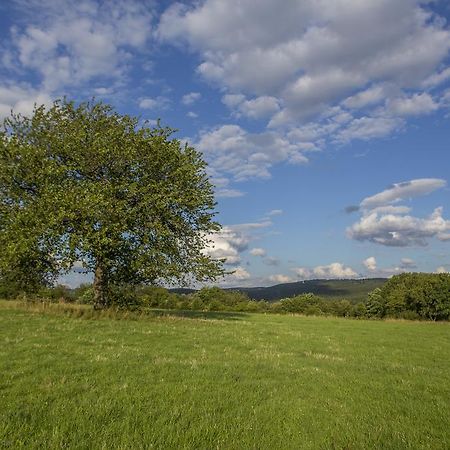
{"left": 118, "top": 285, "right": 270, "bottom": 313}
{"left": 366, "top": 273, "right": 450, "bottom": 320}
{"left": 277, "top": 293, "right": 324, "bottom": 314}
{"left": 72, "top": 283, "right": 94, "bottom": 304}
{"left": 365, "top": 288, "right": 385, "bottom": 318}
{"left": 37, "top": 284, "right": 75, "bottom": 302}
{"left": 0, "top": 99, "right": 224, "bottom": 307}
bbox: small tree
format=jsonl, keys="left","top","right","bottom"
{"left": 0, "top": 99, "right": 224, "bottom": 308}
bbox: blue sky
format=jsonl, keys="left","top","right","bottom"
{"left": 1, "top": 0, "right": 450, "bottom": 287}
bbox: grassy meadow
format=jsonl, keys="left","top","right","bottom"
{"left": 1, "top": 300, "right": 449, "bottom": 449}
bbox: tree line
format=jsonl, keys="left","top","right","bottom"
{"left": 2, "top": 273, "right": 449, "bottom": 321}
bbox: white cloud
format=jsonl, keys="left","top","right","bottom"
{"left": 362, "top": 257, "right": 417, "bottom": 277}
{"left": 423, "top": 67, "right": 450, "bottom": 88}
{"left": 156, "top": 0, "right": 450, "bottom": 180}
{"left": 215, "top": 188, "right": 244, "bottom": 198}
{"left": 267, "top": 209, "right": 283, "bottom": 217}
{"left": 387, "top": 93, "right": 439, "bottom": 116}
{"left": 204, "top": 218, "right": 273, "bottom": 265}
{"left": 182, "top": 92, "right": 201, "bottom": 105}
{"left": 139, "top": 96, "right": 170, "bottom": 110}
{"left": 93, "top": 86, "right": 114, "bottom": 95}
{"left": 349, "top": 179, "right": 450, "bottom": 247}
{"left": 194, "top": 124, "right": 308, "bottom": 181}
{"left": 204, "top": 227, "right": 249, "bottom": 265}
{"left": 292, "top": 262, "right": 358, "bottom": 280}
{"left": 158, "top": 0, "right": 450, "bottom": 129}
{"left": 222, "top": 94, "right": 246, "bottom": 109}
{"left": 363, "top": 257, "right": 377, "bottom": 271}
{"left": 360, "top": 178, "right": 446, "bottom": 210}
{"left": 342, "top": 85, "right": 387, "bottom": 109}
{"left": 250, "top": 248, "right": 266, "bottom": 257}
{"left": 313, "top": 262, "right": 358, "bottom": 279}
{"left": 155, "top": 1, "right": 450, "bottom": 190}
{"left": 0, "top": 83, "right": 52, "bottom": 120}
{"left": 187, "top": 111, "right": 198, "bottom": 118}
{"left": 231, "top": 266, "right": 251, "bottom": 280}
{"left": 269, "top": 274, "right": 292, "bottom": 284}
{"left": 223, "top": 94, "right": 280, "bottom": 119}
{"left": 348, "top": 207, "right": 450, "bottom": 247}
{"left": 6, "top": 0, "right": 153, "bottom": 92}
{"left": 336, "top": 116, "right": 404, "bottom": 143}
{"left": 436, "top": 266, "right": 449, "bottom": 274}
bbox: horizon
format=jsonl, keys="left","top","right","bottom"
{"left": 1, "top": 0, "right": 449, "bottom": 288}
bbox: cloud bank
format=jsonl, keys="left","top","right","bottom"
{"left": 158, "top": 0, "right": 450, "bottom": 184}
{"left": 348, "top": 178, "right": 450, "bottom": 247}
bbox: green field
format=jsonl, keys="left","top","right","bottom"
{"left": 1, "top": 301, "right": 450, "bottom": 449}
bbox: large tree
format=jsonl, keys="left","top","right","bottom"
{"left": 0, "top": 99, "right": 224, "bottom": 308}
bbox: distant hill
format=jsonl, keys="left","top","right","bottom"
{"left": 171, "top": 278, "right": 387, "bottom": 302}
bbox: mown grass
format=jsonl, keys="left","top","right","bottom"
{"left": 1, "top": 300, "right": 449, "bottom": 449}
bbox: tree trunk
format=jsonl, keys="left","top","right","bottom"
{"left": 93, "top": 262, "right": 108, "bottom": 309}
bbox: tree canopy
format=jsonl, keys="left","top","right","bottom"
{"left": 0, "top": 99, "right": 224, "bottom": 307}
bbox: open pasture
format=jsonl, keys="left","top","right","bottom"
{"left": 1, "top": 301, "right": 449, "bottom": 449}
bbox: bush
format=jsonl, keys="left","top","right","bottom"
{"left": 189, "top": 287, "right": 254, "bottom": 312}
{"left": 278, "top": 293, "right": 323, "bottom": 314}
{"left": 73, "top": 284, "right": 94, "bottom": 304}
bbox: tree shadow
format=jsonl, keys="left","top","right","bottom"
{"left": 146, "top": 308, "right": 249, "bottom": 321}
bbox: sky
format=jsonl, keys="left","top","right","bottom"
{"left": 1, "top": 0, "right": 450, "bottom": 287}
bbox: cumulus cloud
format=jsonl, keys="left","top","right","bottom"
{"left": 336, "top": 116, "right": 404, "bottom": 143}
{"left": 363, "top": 257, "right": 377, "bottom": 272}
{"left": 5, "top": 0, "right": 153, "bottom": 92}
{"left": 423, "top": 67, "right": 450, "bottom": 88}
{"left": 436, "top": 266, "right": 449, "bottom": 274}
{"left": 222, "top": 94, "right": 280, "bottom": 119}
{"left": 182, "top": 92, "right": 201, "bottom": 105}
{"left": 349, "top": 207, "right": 450, "bottom": 247}
{"left": 342, "top": 85, "right": 387, "bottom": 109}
{"left": 230, "top": 266, "right": 251, "bottom": 280}
{"left": 362, "top": 257, "right": 418, "bottom": 277}
{"left": 292, "top": 262, "right": 358, "bottom": 280}
{"left": 158, "top": 0, "right": 450, "bottom": 127}
{"left": 0, "top": 83, "right": 52, "bottom": 120}
{"left": 387, "top": 93, "right": 439, "bottom": 116}
{"left": 155, "top": 0, "right": 450, "bottom": 184}
{"left": 204, "top": 218, "right": 273, "bottom": 265}
{"left": 0, "top": 0, "right": 155, "bottom": 122}
{"left": 204, "top": 226, "right": 250, "bottom": 265}
{"left": 269, "top": 274, "right": 292, "bottom": 284}
{"left": 348, "top": 179, "right": 450, "bottom": 247}
{"left": 193, "top": 124, "right": 308, "bottom": 181}
{"left": 215, "top": 188, "right": 244, "bottom": 198}
{"left": 139, "top": 96, "right": 171, "bottom": 110}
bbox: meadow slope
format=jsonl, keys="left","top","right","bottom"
{"left": 1, "top": 301, "right": 449, "bottom": 449}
